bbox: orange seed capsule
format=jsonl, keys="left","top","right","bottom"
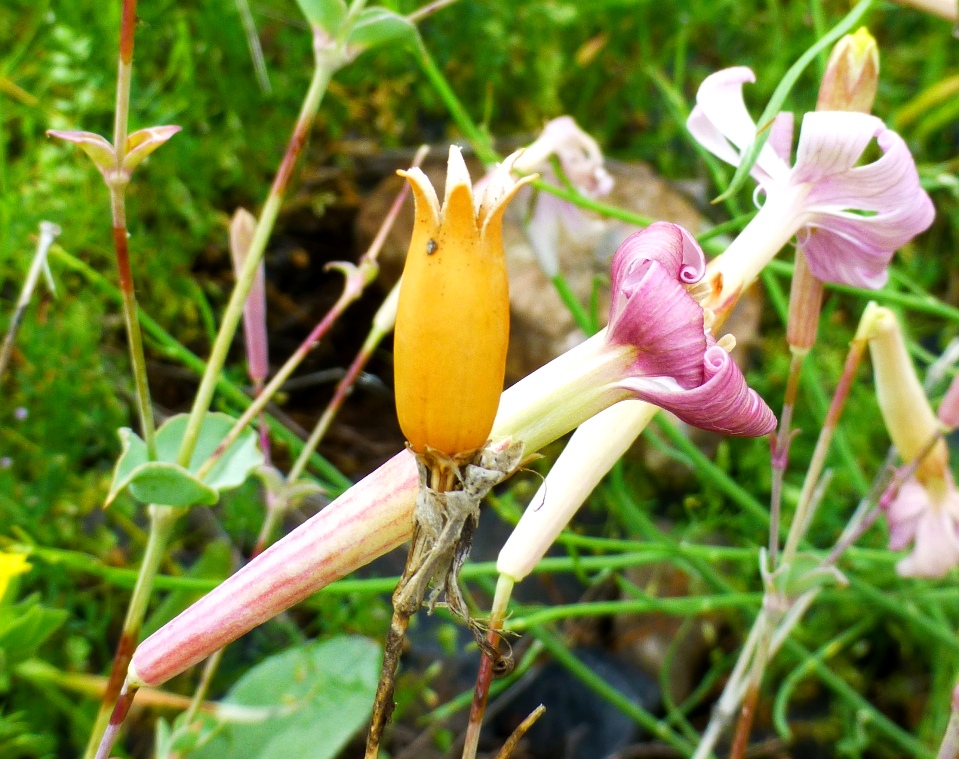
{"left": 394, "top": 146, "right": 534, "bottom": 456}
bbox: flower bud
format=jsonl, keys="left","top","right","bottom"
{"left": 816, "top": 27, "right": 879, "bottom": 113}
{"left": 861, "top": 303, "right": 949, "bottom": 483}
{"left": 394, "top": 147, "right": 534, "bottom": 455}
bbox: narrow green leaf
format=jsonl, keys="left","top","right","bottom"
{"left": 714, "top": 0, "right": 876, "bottom": 203}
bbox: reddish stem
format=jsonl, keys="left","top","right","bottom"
{"left": 119, "top": 0, "right": 137, "bottom": 65}
{"left": 112, "top": 227, "right": 133, "bottom": 294}
{"left": 100, "top": 629, "right": 137, "bottom": 716}
{"left": 728, "top": 680, "right": 760, "bottom": 759}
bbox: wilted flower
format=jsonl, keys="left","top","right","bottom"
{"left": 475, "top": 116, "right": 614, "bottom": 278}
{"left": 394, "top": 146, "right": 534, "bottom": 456}
{"left": 687, "top": 67, "right": 934, "bottom": 313}
{"left": 862, "top": 303, "right": 958, "bottom": 578}
{"left": 129, "top": 223, "right": 775, "bottom": 688}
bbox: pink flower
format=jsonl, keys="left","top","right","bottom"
{"left": 130, "top": 223, "right": 774, "bottom": 687}
{"left": 687, "top": 67, "right": 934, "bottom": 308}
{"left": 862, "top": 303, "right": 957, "bottom": 578}
{"left": 475, "top": 116, "right": 614, "bottom": 277}
{"left": 497, "top": 222, "right": 776, "bottom": 582}
{"left": 885, "top": 475, "right": 959, "bottom": 578}
{"left": 491, "top": 222, "right": 776, "bottom": 451}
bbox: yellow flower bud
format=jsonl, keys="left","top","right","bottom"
{"left": 860, "top": 303, "right": 949, "bottom": 484}
{"left": 394, "top": 147, "right": 534, "bottom": 456}
{"left": 817, "top": 27, "right": 879, "bottom": 113}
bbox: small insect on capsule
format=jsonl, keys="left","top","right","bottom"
{"left": 426, "top": 238, "right": 438, "bottom": 255}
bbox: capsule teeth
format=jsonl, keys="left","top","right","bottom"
{"left": 443, "top": 145, "right": 473, "bottom": 210}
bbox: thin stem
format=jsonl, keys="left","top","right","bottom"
{"left": 691, "top": 615, "right": 764, "bottom": 759}
{"left": 0, "top": 222, "right": 60, "bottom": 382}
{"left": 83, "top": 505, "right": 180, "bottom": 759}
{"left": 781, "top": 336, "right": 867, "bottom": 566}
{"left": 176, "top": 61, "right": 335, "bottom": 468}
{"left": 550, "top": 273, "right": 594, "bottom": 335}
{"left": 110, "top": 219, "right": 157, "bottom": 459}
{"left": 181, "top": 648, "right": 224, "bottom": 727}
{"left": 769, "top": 350, "right": 805, "bottom": 565}
{"left": 286, "top": 145, "right": 427, "bottom": 482}
{"left": 408, "top": 0, "right": 461, "bottom": 23}
{"left": 286, "top": 312, "right": 384, "bottom": 482}
{"left": 462, "top": 575, "right": 513, "bottom": 759}
{"left": 194, "top": 266, "right": 364, "bottom": 480}
{"left": 47, "top": 244, "right": 351, "bottom": 492}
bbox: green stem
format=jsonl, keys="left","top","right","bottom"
{"left": 766, "top": 259, "right": 959, "bottom": 325}
{"left": 47, "top": 245, "right": 349, "bottom": 492}
{"left": 194, "top": 269, "right": 362, "bottom": 481}
{"left": 109, "top": 209, "right": 157, "bottom": 460}
{"left": 533, "top": 625, "right": 694, "bottom": 754}
{"left": 551, "top": 273, "right": 595, "bottom": 335}
{"left": 83, "top": 505, "right": 180, "bottom": 759}
{"left": 176, "top": 61, "right": 334, "bottom": 468}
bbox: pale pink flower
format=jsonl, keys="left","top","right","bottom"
{"left": 687, "top": 67, "right": 934, "bottom": 310}
{"left": 885, "top": 475, "right": 959, "bottom": 578}
{"left": 863, "top": 303, "right": 957, "bottom": 578}
{"left": 475, "top": 116, "right": 614, "bottom": 277}
{"left": 130, "top": 223, "right": 774, "bottom": 687}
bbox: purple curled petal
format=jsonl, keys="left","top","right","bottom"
{"left": 609, "top": 250, "right": 707, "bottom": 390}
{"left": 611, "top": 222, "right": 706, "bottom": 290}
{"left": 622, "top": 345, "right": 776, "bottom": 436}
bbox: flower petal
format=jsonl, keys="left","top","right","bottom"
{"left": 768, "top": 112, "right": 795, "bottom": 164}
{"left": 686, "top": 66, "right": 789, "bottom": 185}
{"left": 622, "top": 345, "right": 777, "bottom": 436}
{"left": 896, "top": 508, "right": 959, "bottom": 578}
{"left": 790, "top": 111, "right": 884, "bottom": 185}
{"left": 611, "top": 222, "right": 706, "bottom": 288}
{"left": 885, "top": 477, "right": 927, "bottom": 551}
{"left": 47, "top": 129, "right": 116, "bottom": 176}
{"left": 798, "top": 226, "right": 889, "bottom": 289}
{"left": 608, "top": 225, "right": 708, "bottom": 389}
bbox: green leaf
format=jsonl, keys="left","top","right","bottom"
{"left": 189, "top": 637, "right": 381, "bottom": 759}
{"left": 128, "top": 463, "right": 219, "bottom": 507}
{"left": 347, "top": 8, "right": 417, "bottom": 52}
{"left": 107, "top": 413, "right": 263, "bottom": 508}
{"left": 294, "top": 0, "right": 347, "bottom": 34}
{"left": 0, "top": 597, "right": 68, "bottom": 667}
